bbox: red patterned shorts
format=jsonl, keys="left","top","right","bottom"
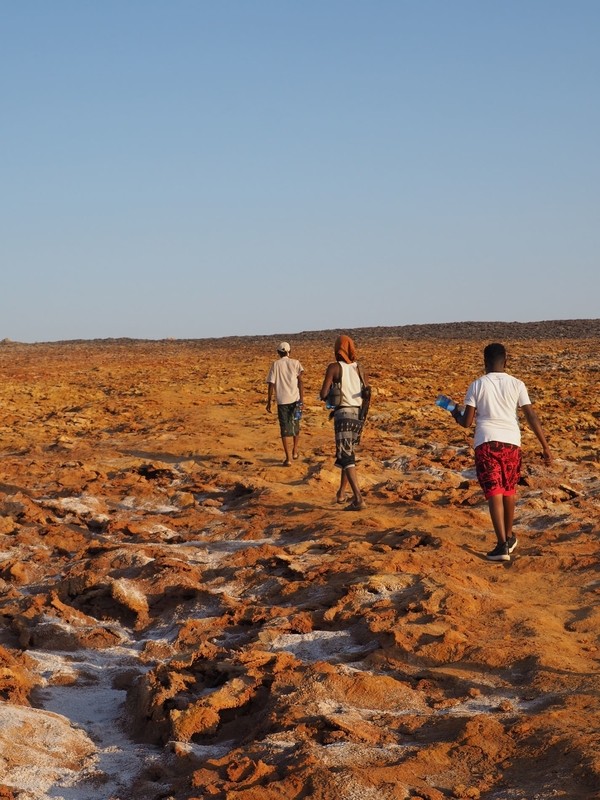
{"left": 475, "top": 441, "right": 522, "bottom": 499}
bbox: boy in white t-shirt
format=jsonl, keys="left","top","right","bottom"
{"left": 449, "top": 343, "right": 552, "bottom": 561}
{"left": 266, "top": 342, "right": 304, "bottom": 466}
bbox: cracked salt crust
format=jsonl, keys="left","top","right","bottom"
{"left": 269, "top": 630, "right": 368, "bottom": 662}
{"left": 23, "top": 647, "right": 163, "bottom": 800}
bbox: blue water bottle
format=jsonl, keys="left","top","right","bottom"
{"left": 294, "top": 402, "right": 303, "bottom": 420}
{"left": 435, "top": 394, "right": 456, "bottom": 412}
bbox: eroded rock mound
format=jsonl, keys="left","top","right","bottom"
{"left": 0, "top": 327, "right": 598, "bottom": 799}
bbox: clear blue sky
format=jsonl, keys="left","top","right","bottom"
{"left": 2, "top": 0, "right": 598, "bottom": 342}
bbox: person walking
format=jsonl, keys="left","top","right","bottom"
{"left": 266, "top": 341, "right": 304, "bottom": 466}
{"left": 319, "top": 334, "right": 370, "bottom": 510}
{"left": 443, "top": 342, "right": 552, "bottom": 561}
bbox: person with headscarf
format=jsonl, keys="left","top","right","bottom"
{"left": 319, "top": 334, "right": 370, "bottom": 510}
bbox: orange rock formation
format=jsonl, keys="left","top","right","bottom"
{"left": 0, "top": 322, "right": 598, "bottom": 799}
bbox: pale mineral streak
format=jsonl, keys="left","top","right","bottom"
{"left": 0, "top": 322, "right": 599, "bottom": 800}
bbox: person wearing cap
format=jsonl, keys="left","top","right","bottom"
{"left": 266, "top": 342, "right": 305, "bottom": 466}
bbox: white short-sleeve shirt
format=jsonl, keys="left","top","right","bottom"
{"left": 266, "top": 357, "right": 304, "bottom": 405}
{"left": 464, "top": 372, "right": 531, "bottom": 448}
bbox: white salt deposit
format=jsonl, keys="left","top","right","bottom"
{"left": 110, "top": 577, "right": 149, "bottom": 612}
{"left": 117, "top": 495, "right": 180, "bottom": 514}
{"left": 21, "top": 648, "right": 163, "bottom": 800}
{"left": 148, "top": 523, "right": 178, "bottom": 540}
{"left": 269, "top": 630, "right": 368, "bottom": 663}
{"left": 0, "top": 704, "right": 97, "bottom": 795}
{"left": 169, "top": 740, "right": 236, "bottom": 761}
{"left": 321, "top": 739, "right": 416, "bottom": 767}
{"left": 55, "top": 495, "right": 106, "bottom": 517}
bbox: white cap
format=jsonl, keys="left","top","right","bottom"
{"left": 277, "top": 341, "right": 291, "bottom": 354}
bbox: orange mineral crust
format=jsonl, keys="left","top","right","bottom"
{"left": 0, "top": 321, "right": 598, "bottom": 800}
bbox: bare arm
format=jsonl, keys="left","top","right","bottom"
{"left": 452, "top": 403, "right": 475, "bottom": 428}
{"left": 319, "top": 362, "right": 341, "bottom": 401}
{"left": 522, "top": 404, "right": 552, "bottom": 463}
{"left": 266, "top": 382, "right": 274, "bottom": 413}
{"left": 297, "top": 372, "right": 304, "bottom": 405}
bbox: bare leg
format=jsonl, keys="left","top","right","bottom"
{"left": 503, "top": 494, "right": 516, "bottom": 540}
{"left": 337, "top": 471, "right": 350, "bottom": 503}
{"left": 344, "top": 465, "right": 364, "bottom": 508}
{"left": 292, "top": 433, "right": 300, "bottom": 459}
{"left": 281, "top": 436, "right": 293, "bottom": 465}
{"left": 487, "top": 494, "right": 507, "bottom": 543}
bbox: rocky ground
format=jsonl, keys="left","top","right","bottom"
{"left": 0, "top": 321, "right": 598, "bottom": 800}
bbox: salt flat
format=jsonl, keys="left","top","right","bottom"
{"left": 0, "top": 322, "right": 598, "bottom": 800}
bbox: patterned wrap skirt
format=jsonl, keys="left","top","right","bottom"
{"left": 334, "top": 406, "right": 363, "bottom": 469}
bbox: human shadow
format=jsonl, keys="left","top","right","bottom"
{"left": 121, "top": 448, "right": 213, "bottom": 464}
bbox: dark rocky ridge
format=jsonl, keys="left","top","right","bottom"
{"left": 0, "top": 328, "right": 598, "bottom": 799}
{"left": 3, "top": 318, "right": 600, "bottom": 350}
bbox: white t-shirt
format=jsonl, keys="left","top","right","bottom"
{"left": 464, "top": 372, "right": 531, "bottom": 448}
{"left": 266, "top": 357, "right": 304, "bottom": 405}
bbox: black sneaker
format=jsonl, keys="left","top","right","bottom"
{"left": 507, "top": 536, "right": 518, "bottom": 554}
{"left": 486, "top": 542, "right": 510, "bottom": 562}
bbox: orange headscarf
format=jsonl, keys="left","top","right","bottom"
{"left": 334, "top": 334, "right": 356, "bottom": 364}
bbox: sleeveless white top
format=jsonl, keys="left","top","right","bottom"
{"left": 339, "top": 362, "right": 362, "bottom": 408}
